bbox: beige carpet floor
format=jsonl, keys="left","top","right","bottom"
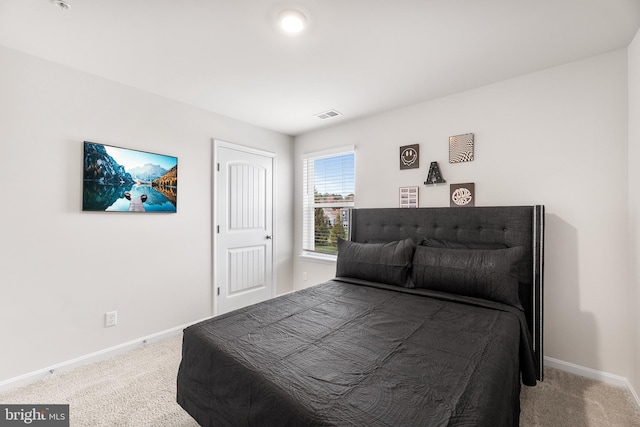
{"left": 1, "top": 335, "right": 639, "bottom": 426}
{"left": 520, "top": 367, "right": 640, "bottom": 426}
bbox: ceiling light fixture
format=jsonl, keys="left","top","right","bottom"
{"left": 50, "top": 0, "right": 71, "bottom": 10}
{"left": 278, "top": 10, "right": 307, "bottom": 34}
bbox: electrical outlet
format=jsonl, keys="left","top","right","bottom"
{"left": 105, "top": 311, "right": 117, "bottom": 327}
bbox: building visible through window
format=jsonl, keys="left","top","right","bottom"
{"left": 302, "top": 147, "right": 355, "bottom": 256}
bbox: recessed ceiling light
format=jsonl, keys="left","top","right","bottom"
{"left": 50, "top": 0, "right": 71, "bottom": 10}
{"left": 278, "top": 10, "right": 307, "bottom": 34}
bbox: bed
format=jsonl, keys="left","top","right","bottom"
{"left": 177, "top": 205, "right": 544, "bottom": 426}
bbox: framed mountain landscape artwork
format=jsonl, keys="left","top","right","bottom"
{"left": 82, "top": 141, "right": 178, "bottom": 213}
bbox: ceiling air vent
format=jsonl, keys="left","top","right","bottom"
{"left": 315, "top": 109, "right": 342, "bottom": 120}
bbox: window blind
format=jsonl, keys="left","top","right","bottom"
{"left": 302, "top": 147, "right": 355, "bottom": 256}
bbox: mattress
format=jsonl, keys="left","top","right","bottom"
{"left": 177, "top": 278, "right": 536, "bottom": 426}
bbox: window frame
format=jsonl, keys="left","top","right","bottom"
{"left": 301, "top": 145, "right": 355, "bottom": 261}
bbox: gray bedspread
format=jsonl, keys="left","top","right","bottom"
{"left": 177, "top": 279, "right": 536, "bottom": 426}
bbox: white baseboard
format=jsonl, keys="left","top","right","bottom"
{"left": 0, "top": 316, "right": 212, "bottom": 393}
{"left": 545, "top": 356, "right": 640, "bottom": 410}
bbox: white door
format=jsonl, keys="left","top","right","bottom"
{"left": 215, "top": 141, "right": 274, "bottom": 315}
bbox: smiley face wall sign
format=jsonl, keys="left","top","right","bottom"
{"left": 400, "top": 144, "right": 419, "bottom": 170}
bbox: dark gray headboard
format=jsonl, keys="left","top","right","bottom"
{"left": 350, "top": 205, "right": 545, "bottom": 380}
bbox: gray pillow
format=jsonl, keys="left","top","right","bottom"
{"left": 336, "top": 238, "right": 415, "bottom": 288}
{"left": 411, "top": 245, "right": 524, "bottom": 308}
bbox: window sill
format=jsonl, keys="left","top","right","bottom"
{"left": 299, "top": 252, "right": 337, "bottom": 264}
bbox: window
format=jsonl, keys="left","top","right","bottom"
{"left": 302, "top": 146, "right": 355, "bottom": 257}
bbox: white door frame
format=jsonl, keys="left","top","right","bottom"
{"left": 212, "top": 139, "right": 277, "bottom": 316}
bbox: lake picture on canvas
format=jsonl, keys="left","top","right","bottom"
{"left": 83, "top": 141, "right": 178, "bottom": 212}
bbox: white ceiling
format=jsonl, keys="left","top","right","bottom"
{"left": 1, "top": 0, "right": 639, "bottom": 136}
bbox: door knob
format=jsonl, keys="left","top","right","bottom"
{"left": 266, "top": 235, "right": 273, "bottom": 240}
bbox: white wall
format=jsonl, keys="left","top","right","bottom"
{"left": 294, "top": 50, "right": 631, "bottom": 378}
{"left": 0, "top": 45, "right": 293, "bottom": 383}
{"left": 628, "top": 28, "right": 640, "bottom": 394}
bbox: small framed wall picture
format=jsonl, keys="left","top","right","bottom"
{"left": 400, "top": 144, "right": 419, "bottom": 169}
{"left": 400, "top": 186, "right": 419, "bottom": 208}
{"left": 450, "top": 183, "right": 475, "bottom": 207}
{"left": 449, "top": 133, "right": 474, "bottom": 163}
